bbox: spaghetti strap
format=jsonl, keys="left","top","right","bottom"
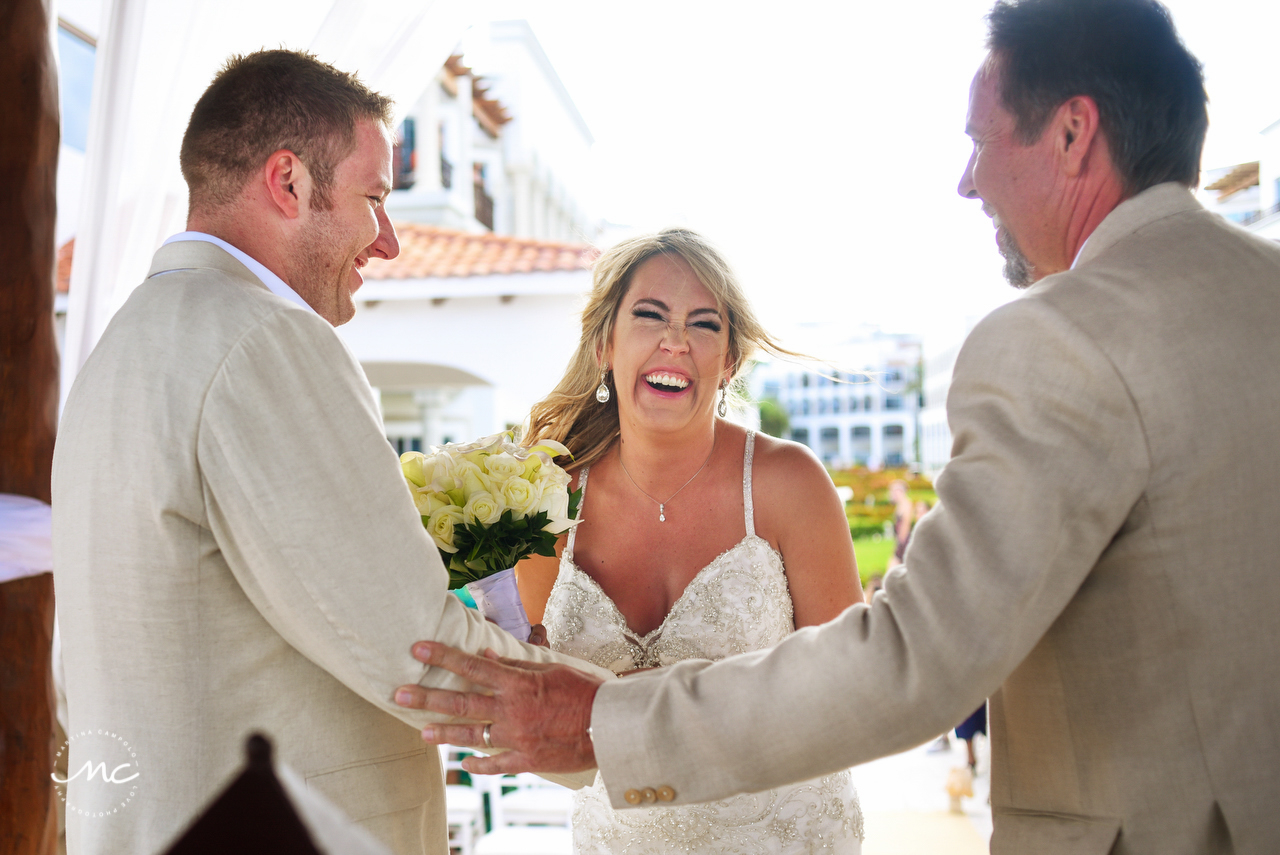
{"left": 566, "top": 465, "right": 590, "bottom": 554}
{"left": 743, "top": 431, "right": 756, "bottom": 538}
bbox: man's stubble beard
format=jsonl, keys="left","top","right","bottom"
{"left": 995, "top": 223, "right": 1034, "bottom": 290}
{"left": 292, "top": 206, "right": 359, "bottom": 326}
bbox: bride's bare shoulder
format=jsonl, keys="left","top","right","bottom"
{"left": 749, "top": 432, "right": 834, "bottom": 498}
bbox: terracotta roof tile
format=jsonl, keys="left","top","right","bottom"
{"left": 366, "top": 223, "right": 598, "bottom": 280}
{"left": 53, "top": 226, "right": 597, "bottom": 295}
{"left": 1205, "top": 161, "right": 1260, "bottom": 201}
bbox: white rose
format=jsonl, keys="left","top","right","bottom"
{"left": 463, "top": 490, "right": 504, "bottom": 526}
{"left": 501, "top": 476, "right": 542, "bottom": 517}
{"left": 536, "top": 463, "right": 571, "bottom": 495}
{"left": 540, "top": 485, "right": 570, "bottom": 521}
{"left": 412, "top": 489, "right": 450, "bottom": 518}
{"left": 484, "top": 452, "right": 526, "bottom": 481}
{"left": 454, "top": 459, "right": 494, "bottom": 499}
{"left": 427, "top": 505, "right": 466, "bottom": 553}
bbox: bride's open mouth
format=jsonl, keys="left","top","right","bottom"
{"left": 644, "top": 372, "right": 690, "bottom": 395}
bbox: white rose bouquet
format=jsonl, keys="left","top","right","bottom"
{"left": 399, "top": 432, "right": 580, "bottom": 640}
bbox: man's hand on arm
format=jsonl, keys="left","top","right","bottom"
{"left": 394, "top": 641, "right": 603, "bottom": 775}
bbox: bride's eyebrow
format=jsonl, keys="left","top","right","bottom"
{"left": 632, "top": 298, "right": 668, "bottom": 311}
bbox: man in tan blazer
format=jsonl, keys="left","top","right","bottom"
{"left": 53, "top": 50, "right": 609, "bottom": 855}
{"left": 393, "top": 2, "right": 1280, "bottom": 852}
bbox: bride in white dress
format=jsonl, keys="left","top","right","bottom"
{"left": 516, "top": 229, "right": 865, "bottom": 854}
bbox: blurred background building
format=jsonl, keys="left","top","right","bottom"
{"left": 752, "top": 327, "right": 923, "bottom": 470}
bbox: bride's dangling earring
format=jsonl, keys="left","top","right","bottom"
{"left": 595, "top": 364, "right": 611, "bottom": 403}
{"left": 717, "top": 383, "right": 728, "bottom": 418}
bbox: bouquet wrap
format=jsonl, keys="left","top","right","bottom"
{"left": 464, "top": 568, "right": 531, "bottom": 642}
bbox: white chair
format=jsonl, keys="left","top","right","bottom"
{"left": 490, "top": 773, "right": 574, "bottom": 828}
{"left": 438, "top": 745, "right": 484, "bottom": 855}
{"left": 473, "top": 826, "right": 572, "bottom": 855}
{"left": 473, "top": 771, "right": 574, "bottom": 855}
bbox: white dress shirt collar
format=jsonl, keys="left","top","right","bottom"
{"left": 162, "top": 231, "right": 314, "bottom": 314}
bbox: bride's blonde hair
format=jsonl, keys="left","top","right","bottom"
{"left": 524, "top": 228, "right": 799, "bottom": 469}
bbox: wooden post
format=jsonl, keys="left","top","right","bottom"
{"left": 0, "top": 0, "right": 61, "bottom": 852}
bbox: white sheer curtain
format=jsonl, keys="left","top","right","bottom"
{"left": 60, "top": 0, "right": 477, "bottom": 406}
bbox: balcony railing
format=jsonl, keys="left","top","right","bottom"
{"left": 1239, "top": 201, "right": 1280, "bottom": 226}
{"left": 474, "top": 183, "right": 494, "bottom": 231}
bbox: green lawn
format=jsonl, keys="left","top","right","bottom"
{"left": 853, "top": 535, "right": 896, "bottom": 584}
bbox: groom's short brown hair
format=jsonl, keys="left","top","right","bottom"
{"left": 180, "top": 49, "right": 392, "bottom": 212}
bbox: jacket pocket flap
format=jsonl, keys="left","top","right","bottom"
{"left": 992, "top": 810, "right": 1120, "bottom": 854}
{"left": 306, "top": 750, "right": 436, "bottom": 822}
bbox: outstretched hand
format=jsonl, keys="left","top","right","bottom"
{"left": 394, "top": 641, "right": 604, "bottom": 775}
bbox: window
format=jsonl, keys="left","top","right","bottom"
{"left": 819, "top": 427, "right": 839, "bottom": 461}
{"left": 883, "top": 424, "right": 905, "bottom": 467}
{"left": 763, "top": 381, "right": 780, "bottom": 399}
{"left": 818, "top": 374, "right": 829, "bottom": 387}
{"left": 818, "top": 399, "right": 828, "bottom": 415}
{"left": 848, "top": 397, "right": 858, "bottom": 411}
{"left": 57, "top": 24, "right": 95, "bottom": 152}
{"left": 884, "top": 395, "right": 904, "bottom": 410}
{"left": 438, "top": 122, "right": 453, "bottom": 188}
{"left": 832, "top": 398, "right": 842, "bottom": 414}
{"left": 801, "top": 400, "right": 810, "bottom": 415}
{"left": 851, "top": 426, "right": 871, "bottom": 466}
{"left": 801, "top": 373, "right": 811, "bottom": 388}
{"left": 791, "top": 427, "right": 810, "bottom": 446}
{"left": 393, "top": 117, "right": 416, "bottom": 189}
{"left": 864, "top": 395, "right": 874, "bottom": 412}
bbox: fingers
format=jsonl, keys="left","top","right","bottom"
{"left": 527, "top": 623, "right": 548, "bottom": 647}
{"left": 419, "top": 722, "right": 490, "bottom": 748}
{"left": 460, "top": 751, "right": 534, "bottom": 776}
{"left": 412, "top": 642, "right": 518, "bottom": 688}
{"left": 394, "top": 684, "right": 498, "bottom": 720}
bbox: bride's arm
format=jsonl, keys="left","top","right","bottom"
{"left": 751, "top": 435, "right": 863, "bottom": 628}
{"left": 515, "top": 549, "right": 561, "bottom": 625}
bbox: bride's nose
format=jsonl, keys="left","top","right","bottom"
{"left": 660, "top": 322, "right": 691, "bottom": 355}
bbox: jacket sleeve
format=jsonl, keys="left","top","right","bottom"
{"left": 590, "top": 292, "right": 1151, "bottom": 807}
{"left": 196, "top": 307, "right": 614, "bottom": 732}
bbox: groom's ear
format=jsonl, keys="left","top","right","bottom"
{"left": 263, "top": 149, "right": 307, "bottom": 220}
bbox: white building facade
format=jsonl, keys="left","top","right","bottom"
{"left": 753, "top": 330, "right": 923, "bottom": 470}
{"left": 383, "top": 20, "right": 597, "bottom": 243}
{"left": 336, "top": 21, "right": 602, "bottom": 450}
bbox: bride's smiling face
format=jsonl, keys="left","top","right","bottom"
{"left": 605, "top": 253, "right": 731, "bottom": 433}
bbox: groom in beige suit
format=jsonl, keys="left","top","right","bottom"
{"left": 53, "top": 51, "right": 609, "bottom": 855}
{"left": 395, "top": 1, "right": 1280, "bottom": 853}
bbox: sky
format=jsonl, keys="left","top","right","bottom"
{"left": 476, "top": 0, "right": 1280, "bottom": 357}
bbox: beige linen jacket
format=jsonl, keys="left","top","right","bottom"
{"left": 591, "top": 184, "right": 1280, "bottom": 854}
{"left": 53, "top": 241, "right": 610, "bottom": 855}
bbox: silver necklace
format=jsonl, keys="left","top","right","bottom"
{"left": 617, "top": 438, "right": 715, "bottom": 523}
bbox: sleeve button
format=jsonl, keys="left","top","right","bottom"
{"left": 657, "top": 785, "right": 676, "bottom": 802}
{"left": 640, "top": 787, "right": 657, "bottom": 803}
{"left": 624, "top": 789, "right": 643, "bottom": 805}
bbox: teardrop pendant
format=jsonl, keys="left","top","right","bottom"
{"left": 659, "top": 504, "right": 666, "bottom": 522}
{"left": 595, "top": 381, "right": 610, "bottom": 403}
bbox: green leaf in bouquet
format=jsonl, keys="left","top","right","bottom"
{"left": 567, "top": 487, "right": 582, "bottom": 522}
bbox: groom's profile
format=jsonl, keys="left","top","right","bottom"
{"left": 52, "top": 50, "right": 609, "bottom": 855}
{"left": 395, "top": 1, "right": 1280, "bottom": 852}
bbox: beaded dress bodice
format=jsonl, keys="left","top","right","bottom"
{"left": 544, "top": 432, "right": 863, "bottom": 854}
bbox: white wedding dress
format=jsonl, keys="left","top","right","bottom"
{"left": 544, "top": 431, "right": 864, "bottom": 854}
